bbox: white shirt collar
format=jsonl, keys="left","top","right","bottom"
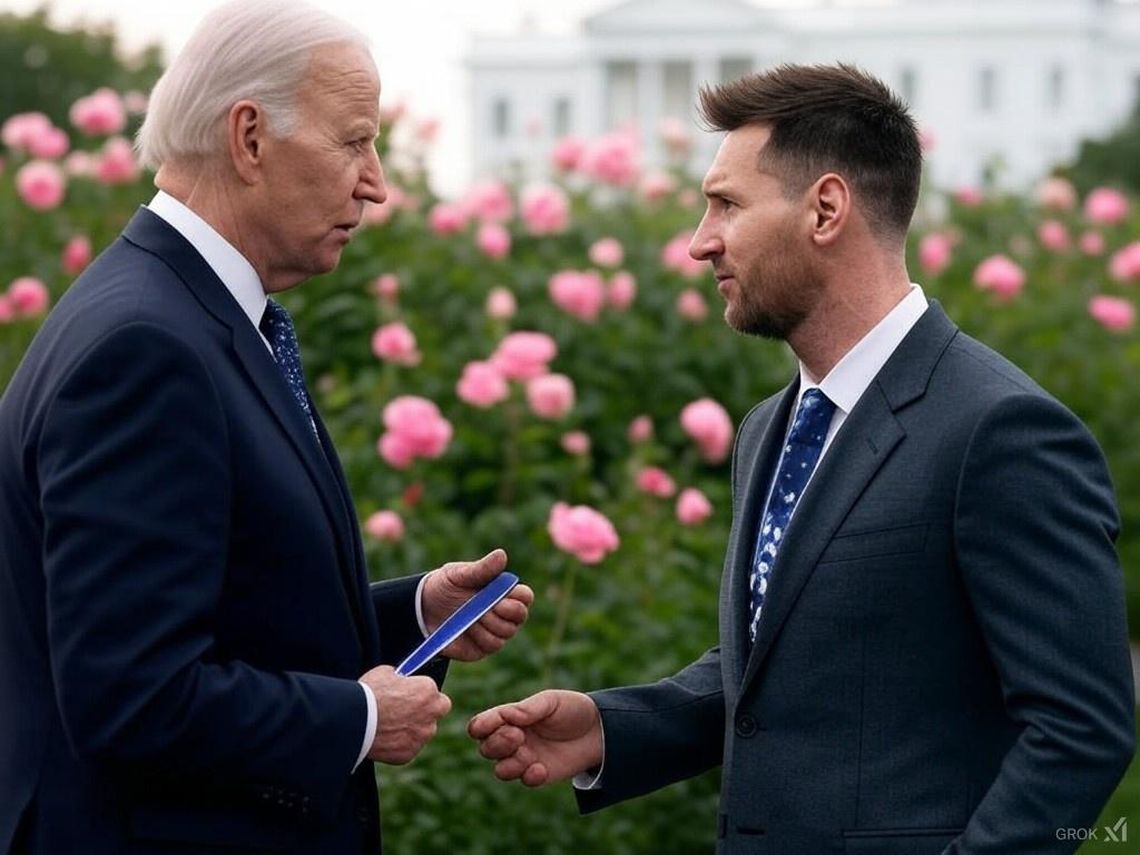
{"left": 146, "top": 190, "right": 268, "bottom": 334}
{"left": 798, "top": 284, "right": 929, "bottom": 415}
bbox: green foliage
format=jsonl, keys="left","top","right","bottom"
{"left": 1063, "top": 97, "right": 1140, "bottom": 197}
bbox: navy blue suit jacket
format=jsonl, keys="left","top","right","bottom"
{"left": 0, "top": 209, "right": 429, "bottom": 853}
{"left": 578, "top": 304, "right": 1135, "bottom": 854}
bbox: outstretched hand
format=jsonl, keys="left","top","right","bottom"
{"left": 467, "top": 690, "right": 603, "bottom": 786}
{"left": 421, "top": 549, "right": 534, "bottom": 661}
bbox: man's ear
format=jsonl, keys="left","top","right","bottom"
{"left": 810, "top": 173, "right": 850, "bottom": 247}
{"left": 227, "top": 100, "right": 265, "bottom": 185}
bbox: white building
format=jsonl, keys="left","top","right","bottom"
{"left": 468, "top": 0, "right": 1140, "bottom": 191}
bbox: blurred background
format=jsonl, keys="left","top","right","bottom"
{"left": 1, "top": 1, "right": 1138, "bottom": 852}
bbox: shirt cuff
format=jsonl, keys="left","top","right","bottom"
{"left": 414, "top": 573, "right": 431, "bottom": 637}
{"left": 571, "top": 720, "right": 605, "bottom": 790}
{"left": 354, "top": 681, "right": 377, "bottom": 770}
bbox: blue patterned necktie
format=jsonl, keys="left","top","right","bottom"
{"left": 259, "top": 299, "right": 318, "bottom": 438}
{"left": 749, "top": 388, "right": 837, "bottom": 642}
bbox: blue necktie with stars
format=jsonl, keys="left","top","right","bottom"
{"left": 259, "top": 299, "right": 319, "bottom": 439}
{"left": 749, "top": 387, "right": 837, "bottom": 642}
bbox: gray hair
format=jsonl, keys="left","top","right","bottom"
{"left": 136, "top": 0, "right": 370, "bottom": 169}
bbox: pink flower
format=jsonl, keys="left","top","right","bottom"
{"left": 1084, "top": 188, "right": 1130, "bottom": 225}
{"left": 635, "top": 466, "right": 677, "bottom": 498}
{"left": 372, "top": 274, "right": 400, "bottom": 301}
{"left": 526, "top": 373, "right": 575, "bottom": 420}
{"left": 561, "top": 431, "right": 591, "bottom": 456}
{"left": 953, "top": 187, "right": 984, "bottom": 207}
{"left": 1088, "top": 296, "right": 1135, "bottom": 333}
{"left": 2, "top": 112, "right": 52, "bottom": 151}
{"left": 491, "top": 331, "right": 558, "bottom": 381}
{"left": 917, "top": 127, "right": 936, "bottom": 153}
{"left": 1036, "top": 176, "right": 1077, "bottom": 211}
{"left": 371, "top": 322, "right": 421, "bottom": 366}
{"left": 485, "top": 286, "right": 517, "bottom": 320}
{"left": 680, "top": 398, "right": 734, "bottom": 463}
{"left": 0, "top": 295, "right": 13, "bottom": 324}
{"left": 123, "top": 90, "right": 148, "bottom": 115}
{"left": 588, "top": 237, "right": 624, "bottom": 268}
{"left": 7, "top": 277, "right": 50, "bottom": 317}
{"left": 463, "top": 181, "right": 513, "bottom": 223}
{"left": 676, "top": 288, "right": 708, "bottom": 322}
{"left": 676, "top": 487, "right": 713, "bottom": 526}
{"left": 70, "top": 88, "right": 127, "bottom": 136}
{"left": 662, "top": 230, "right": 708, "bottom": 279}
{"left": 365, "top": 510, "right": 405, "bottom": 542}
{"left": 64, "top": 150, "right": 95, "bottom": 178}
{"left": 549, "top": 270, "right": 606, "bottom": 321}
{"left": 520, "top": 184, "right": 570, "bottom": 235}
{"left": 607, "top": 272, "right": 637, "bottom": 310}
{"left": 627, "top": 415, "right": 653, "bottom": 443}
{"left": 547, "top": 502, "right": 620, "bottom": 564}
{"left": 15, "top": 160, "right": 66, "bottom": 210}
{"left": 28, "top": 126, "right": 69, "bottom": 160}
{"left": 380, "top": 99, "right": 407, "bottom": 125}
{"left": 428, "top": 202, "right": 468, "bottom": 235}
{"left": 414, "top": 117, "right": 440, "bottom": 144}
{"left": 456, "top": 360, "right": 509, "bottom": 408}
{"left": 918, "top": 233, "right": 952, "bottom": 276}
{"left": 1109, "top": 242, "right": 1140, "bottom": 284}
{"left": 377, "top": 396, "right": 452, "bottom": 469}
{"left": 551, "top": 135, "right": 588, "bottom": 172}
{"left": 659, "top": 117, "right": 692, "bottom": 157}
{"left": 476, "top": 223, "right": 511, "bottom": 260}
{"left": 95, "top": 137, "right": 140, "bottom": 185}
{"left": 581, "top": 132, "right": 640, "bottom": 186}
{"left": 640, "top": 170, "right": 677, "bottom": 202}
{"left": 1080, "top": 231, "right": 1106, "bottom": 256}
{"left": 62, "top": 236, "right": 92, "bottom": 275}
{"left": 1037, "top": 220, "right": 1070, "bottom": 253}
{"left": 973, "top": 255, "right": 1026, "bottom": 301}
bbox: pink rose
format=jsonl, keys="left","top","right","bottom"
{"left": 1037, "top": 220, "right": 1070, "bottom": 253}
{"left": 635, "top": 466, "right": 676, "bottom": 498}
{"left": 380, "top": 99, "right": 407, "bottom": 126}
{"left": 676, "top": 487, "right": 713, "bottom": 526}
{"left": 414, "top": 117, "right": 440, "bottom": 144}
{"left": 1080, "top": 231, "right": 1106, "bottom": 257}
{"left": 365, "top": 510, "right": 405, "bottom": 542}
{"left": 681, "top": 398, "right": 734, "bottom": 463}
{"left": 371, "top": 321, "right": 421, "bottom": 366}
{"left": 16, "top": 160, "right": 66, "bottom": 210}
{"left": 581, "top": 132, "right": 639, "bottom": 186}
{"left": 476, "top": 223, "right": 511, "bottom": 260}
{"left": 588, "top": 237, "right": 624, "bottom": 269}
{"left": 1084, "top": 188, "right": 1129, "bottom": 226}
{"left": 917, "top": 127, "right": 936, "bottom": 153}
{"left": 485, "top": 286, "right": 517, "bottom": 320}
{"left": 627, "top": 415, "right": 653, "bottom": 443}
{"left": 123, "top": 90, "right": 149, "bottom": 115}
{"left": 8, "top": 277, "right": 50, "bottom": 317}
{"left": 640, "top": 170, "right": 677, "bottom": 202}
{"left": 548, "top": 502, "right": 620, "bottom": 564}
{"left": 561, "top": 431, "right": 591, "bottom": 456}
{"left": 95, "top": 137, "right": 139, "bottom": 185}
{"left": 1109, "top": 242, "right": 1140, "bottom": 284}
{"left": 918, "top": 233, "right": 952, "bottom": 276}
{"left": 676, "top": 288, "right": 708, "bottom": 322}
{"left": 1036, "top": 176, "right": 1077, "bottom": 211}
{"left": 491, "top": 331, "right": 558, "bottom": 381}
{"left": 549, "top": 270, "right": 606, "bottom": 321}
{"left": 456, "top": 360, "right": 509, "bottom": 408}
{"left": 428, "top": 202, "right": 468, "bottom": 235}
{"left": 372, "top": 274, "right": 400, "bottom": 301}
{"left": 28, "top": 125, "right": 69, "bottom": 160}
{"left": 953, "top": 187, "right": 984, "bottom": 207}
{"left": 526, "top": 373, "right": 575, "bottom": 420}
{"left": 1088, "top": 296, "right": 1135, "bottom": 333}
{"left": 64, "top": 151, "right": 95, "bottom": 178}
{"left": 973, "top": 255, "right": 1026, "bottom": 301}
{"left": 551, "top": 135, "right": 587, "bottom": 172}
{"left": 377, "top": 396, "right": 452, "bottom": 468}
{"left": 607, "top": 272, "right": 637, "bottom": 310}
{"left": 69, "top": 88, "right": 127, "bottom": 136}
{"left": 520, "top": 184, "right": 570, "bottom": 235}
{"left": 662, "top": 230, "right": 708, "bottom": 279}
{"left": 463, "top": 181, "right": 513, "bottom": 223}
{"left": 0, "top": 295, "right": 14, "bottom": 324}
{"left": 2, "top": 112, "right": 52, "bottom": 151}
{"left": 62, "top": 236, "right": 92, "bottom": 275}
{"left": 658, "top": 117, "right": 691, "bottom": 157}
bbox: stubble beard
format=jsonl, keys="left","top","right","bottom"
{"left": 724, "top": 258, "right": 821, "bottom": 342}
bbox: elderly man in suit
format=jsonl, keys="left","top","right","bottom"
{"left": 469, "top": 64, "right": 1134, "bottom": 854}
{"left": 0, "top": 1, "right": 532, "bottom": 852}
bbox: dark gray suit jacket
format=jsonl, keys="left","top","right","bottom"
{"left": 578, "top": 303, "right": 1134, "bottom": 854}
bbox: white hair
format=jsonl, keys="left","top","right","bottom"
{"left": 136, "top": 0, "right": 370, "bottom": 169}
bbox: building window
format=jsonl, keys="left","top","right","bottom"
{"left": 719, "top": 57, "right": 753, "bottom": 84}
{"left": 978, "top": 66, "right": 997, "bottom": 113}
{"left": 553, "top": 97, "right": 572, "bottom": 137}
{"left": 664, "top": 61, "right": 693, "bottom": 121}
{"left": 606, "top": 61, "right": 638, "bottom": 128}
{"left": 493, "top": 98, "right": 511, "bottom": 138}
{"left": 899, "top": 66, "right": 917, "bottom": 107}
{"left": 1048, "top": 65, "right": 1065, "bottom": 111}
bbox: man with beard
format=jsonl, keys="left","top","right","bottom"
{"left": 469, "top": 64, "right": 1134, "bottom": 854}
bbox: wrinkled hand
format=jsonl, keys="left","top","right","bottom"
{"left": 421, "top": 548, "right": 534, "bottom": 662}
{"left": 360, "top": 665, "right": 451, "bottom": 765}
{"left": 467, "top": 690, "right": 602, "bottom": 787}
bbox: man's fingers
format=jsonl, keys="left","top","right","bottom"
{"left": 467, "top": 707, "right": 506, "bottom": 738}
{"left": 505, "top": 583, "right": 535, "bottom": 608}
{"left": 490, "top": 596, "right": 530, "bottom": 626}
{"left": 521, "top": 763, "right": 550, "bottom": 788}
{"left": 477, "top": 726, "right": 525, "bottom": 760}
{"left": 447, "top": 548, "right": 508, "bottom": 588}
{"left": 498, "top": 692, "right": 557, "bottom": 728}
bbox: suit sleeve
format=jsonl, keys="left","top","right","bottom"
{"left": 575, "top": 646, "right": 725, "bottom": 813}
{"left": 369, "top": 575, "right": 449, "bottom": 686}
{"left": 951, "top": 394, "right": 1135, "bottom": 853}
{"left": 39, "top": 322, "right": 366, "bottom": 822}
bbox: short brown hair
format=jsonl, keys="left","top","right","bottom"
{"left": 699, "top": 63, "right": 922, "bottom": 240}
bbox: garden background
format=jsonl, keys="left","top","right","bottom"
{"left": 2, "top": 9, "right": 1138, "bottom": 852}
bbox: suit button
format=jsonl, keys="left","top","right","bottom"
{"left": 735, "top": 714, "right": 758, "bottom": 738}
